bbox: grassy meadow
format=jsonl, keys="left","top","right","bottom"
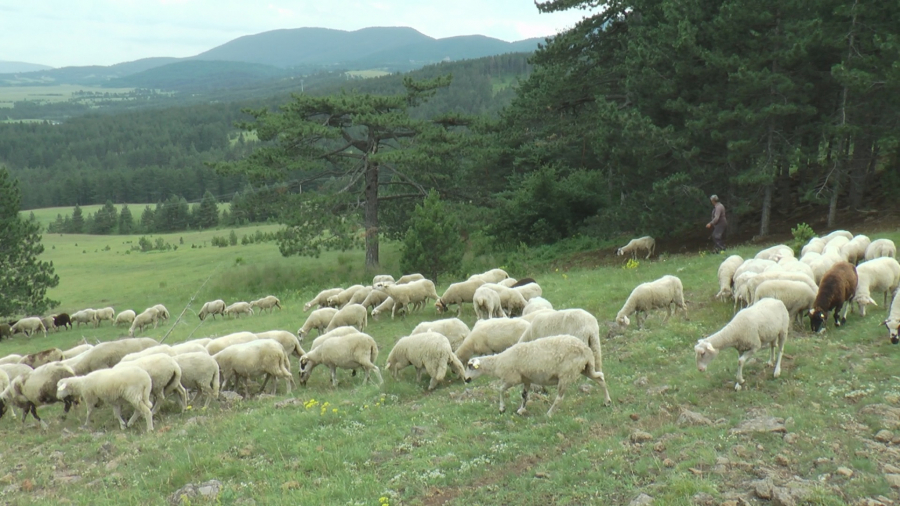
{"left": 1, "top": 221, "right": 900, "bottom": 505}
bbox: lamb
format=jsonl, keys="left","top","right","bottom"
{"left": 410, "top": 318, "right": 471, "bottom": 351}
{"left": 841, "top": 235, "right": 871, "bottom": 264}
{"left": 113, "top": 354, "right": 187, "bottom": 419}
{"left": 455, "top": 318, "right": 532, "bottom": 364}
{"left": 53, "top": 313, "right": 72, "bottom": 331}
{"left": 385, "top": 332, "right": 467, "bottom": 390}
{"left": 865, "top": 239, "right": 897, "bottom": 261}
{"left": 396, "top": 273, "right": 425, "bottom": 284}
{"left": 152, "top": 304, "right": 170, "bottom": 321}
{"left": 715, "top": 255, "right": 745, "bottom": 301}
{"left": 298, "top": 332, "right": 382, "bottom": 387}
{"left": 128, "top": 307, "right": 160, "bottom": 336}
{"left": 198, "top": 300, "right": 226, "bottom": 321}
{"left": 223, "top": 301, "right": 254, "bottom": 318}
{"left": 435, "top": 278, "right": 487, "bottom": 316}
{"left": 885, "top": 291, "right": 900, "bottom": 345}
{"left": 0, "top": 362, "right": 76, "bottom": 427}
{"left": 522, "top": 297, "right": 554, "bottom": 316}
{"left": 347, "top": 286, "right": 374, "bottom": 306}
{"left": 853, "top": 257, "right": 900, "bottom": 316}
{"left": 469, "top": 268, "right": 510, "bottom": 284}
{"left": 94, "top": 307, "right": 115, "bottom": 326}
{"left": 114, "top": 309, "right": 136, "bottom": 327}
{"left": 214, "top": 339, "right": 294, "bottom": 395}
{"left": 374, "top": 280, "right": 440, "bottom": 319}
{"left": 474, "top": 286, "right": 506, "bottom": 320}
{"left": 173, "top": 352, "right": 220, "bottom": 408}
{"left": 250, "top": 295, "right": 282, "bottom": 314}
{"left": 255, "top": 330, "right": 306, "bottom": 360}
{"left": 517, "top": 308, "right": 605, "bottom": 375}
{"left": 71, "top": 309, "right": 98, "bottom": 328}
{"left": 801, "top": 237, "right": 827, "bottom": 257}
{"left": 327, "top": 285, "right": 366, "bottom": 309}
{"left": 809, "top": 261, "right": 858, "bottom": 332}
{"left": 56, "top": 366, "right": 154, "bottom": 432}
{"left": 65, "top": 338, "right": 160, "bottom": 375}
{"left": 205, "top": 332, "right": 259, "bottom": 355}
{"left": 823, "top": 230, "right": 853, "bottom": 241}
{"left": 360, "top": 289, "right": 390, "bottom": 313}
{"left": 303, "top": 288, "right": 343, "bottom": 312}
{"left": 753, "top": 280, "right": 817, "bottom": 328}
{"left": 324, "top": 303, "right": 368, "bottom": 333}
{"left": 297, "top": 308, "right": 339, "bottom": 341}
{"left": 616, "top": 236, "right": 656, "bottom": 260}
{"left": 61, "top": 344, "right": 93, "bottom": 360}
{"left": 615, "top": 275, "right": 687, "bottom": 328}
{"left": 465, "top": 334, "right": 611, "bottom": 416}
{"left": 694, "top": 297, "right": 790, "bottom": 391}
{"left": 10, "top": 317, "right": 47, "bottom": 338}
{"left": 18, "top": 348, "right": 64, "bottom": 368}
{"left": 755, "top": 244, "right": 794, "bottom": 261}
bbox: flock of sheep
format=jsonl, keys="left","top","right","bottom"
{"left": 0, "top": 230, "right": 896, "bottom": 434}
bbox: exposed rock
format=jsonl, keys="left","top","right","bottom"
{"left": 663, "top": 458, "right": 675, "bottom": 468}
{"left": 534, "top": 471, "right": 550, "bottom": 479}
{"left": 630, "top": 413, "right": 640, "bottom": 421}
{"left": 751, "top": 477, "right": 774, "bottom": 500}
{"left": 219, "top": 391, "right": 243, "bottom": 403}
{"left": 731, "top": 416, "right": 786, "bottom": 435}
{"left": 630, "top": 430, "right": 653, "bottom": 443}
{"left": 775, "top": 454, "right": 790, "bottom": 467}
{"left": 410, "top": 426, "right": 428, "bottom": 436}
{"left": 629, "top": 493, "right": 654, "bottom": 506}
{"left": 884, "top": 474, "right": 900, "bottom": 488}
{"left": 168, "top": 480, "right": 223, "bottom": 505}
{"left": 633, "top": 376, "right": 649, "bottom": 387}
{"left": 678, "top": 410, "right": 713, "bottom": 426}
{"left": 859, "top": 404, "right": 900, "bottom": 428}
{"left": 783, "top": 433, "right": 799, "bottom": 445}
{"left": 874, "top": 430, "right": 893, "bottom": 442}
{"left": 771, "top": 487, "right": 796, "bottom": 506}
{"left": 648, "top": 385, "right": 670, "bottom": 395}
{"left": 692, "top": 492, "right": 715, "bottom": 505}
{"left": 836, "top": 467, "right": 853, "bottom": 478}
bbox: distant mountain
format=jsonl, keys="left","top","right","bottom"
{"left": 0, "top": 60, "right": 53, "bottom": 73}
{"left": 351, "top": 34, "right": 542, "bottom": 67}
{"left": 112, "top": 60, "right": 293, "bottom": 92}
{"left": 0, "top": 59, "right": 179, "bottom": 87}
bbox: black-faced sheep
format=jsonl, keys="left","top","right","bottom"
{"left": 809, "top": 261, "right": 858, "bottom": 332}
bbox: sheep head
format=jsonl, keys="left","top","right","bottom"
{"left": 694, "top": 340, "right": 718, "bottom": 372}
{"left": 56, "top": 379, "right": 75, "bottom": 400}
{"left": 855, "top": 295, "right": 876, "bottom": 317}
{"left": 809, "top": 309, "right": 827, "bottom": 333}
{"left": 298, "top": 357, "right": 313, "bottom": 385}
{"left": 434, "top": 300, "right": 448, "bottom": 314}
{"left": 885, "top": 319, "right": 900, "bottom": 345}
{"left": 464, "top": 358, "right": 482, "bottom": 382}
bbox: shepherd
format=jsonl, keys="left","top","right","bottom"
{"left": 706, "top": 194, "right": 727, "bottom": 253}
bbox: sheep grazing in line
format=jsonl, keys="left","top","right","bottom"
{"left": 214, "top": 340, "right": 295, "bottom": 395}
{"left": 715, "top": 255, "right": 745, "bottom": 301}
{"left": 128, "top": 307, "right": 160, "bottom": 337}
{"left": 616, "top": 236, "right": 656, "bottom": 261}
{"left": 473, "top": 286, "right": 506, "bottom": 320}
{"left": 809, "top": 261, "right": 858, "bottom": 333}
{"left": 250, "top": 295, "right": 282, "bottom": 314}
{"left": 523, "top": 297, "right": 553, "bottom": 316}
{"left": 11, "top": 317, "right": 47, "bottom": 338}
{"left": 94, "top": 307, "right": 115, "bottom": 327}
{"left": 616, "top": 275, "right": 687, "bottom": 329}
{"left": 348, "top": 286, "right": 374, "bottom": 306}
{"left": 324, "top": 304, "right": 368, "bottom": 333}
{"left": 198, "top": 300, "right": 226, "bottom": 321}
{"left": 152, "top": 304, "right": 170, "bottom": 321}
{"left": 374, "top": 280, "right": 440, "bottom": 319}
{"left": 205, "top": 332, "right": 259, "bottom": 355}
{"left": 469, "top": 269, "right": 510, "bottom": 284}
{"left": 56, "top": 366, "right": 155, "bottom": 432}
{"left": 114, "top": 310, "right": 136, "bottom": 327}
{"left": 853, "top": 257, "right": 900, "bottom": 316}
{"left": 801, "top": 237, "right": 827, "bottom": 257}
{"left": 327, "top": 285, "right": 366, "bottom": 309}
{"left": 410, "top": 318, "right": 471, "bottom": 351}
{"left": 385, "top": 332, "right": 467, "bottom": 390}
{"left": 360, "top": 289, "right": 389, "bottom": 313}
{"left": 482, "top": 283, "right": 528, "bottom": 316}
{"left": 0, "top": 362, "right": 77, "bottom": 428}
{"left": 455, "top": 318, "right": 532, "bottom": 364}
{"left": 297, "top": 308, "right": 339, "bottom": 341}
{"left": 18, "top": 348, "right": 64, "bottom": 368}
{"left": 52, "top": 313, "right": 72, "bottom": 331}
{"left": 695, "top": 297, "right": 790, "bottom": 391}
{"left": 298, "top": 332, "right": 382, "bottom": 387}
{"left": 755, "top": 244, "right": 794, "bottom": 261}
{"left": 0, "top": 324, "right": 10, "bottom": 341}
{"left": 224, "top": 301, "right": 254, "bottom": 318}
{"left": 753, "top": 280, "right": 817, "bottom": 329}
{"left": 885, "top": 292, "right": 900, "bottom": 345}
{"left": 435, "top": 278, "right": 487, "bottom": 316}
{"left": 71, "top": 309, "right": 98, "bottom": 328}
{"left": 465, "top": 334, "right": 611, "bottom": 417}
{"left": 114, "top": 354, "right": 187, "bottom": 420}
{"left": 396, "top": 273, "right": 425, "bottom": 285}
{"left": 61, "top": 344, "right": 93, "bottom": 360}
{"left": 865, "top": 238, "right": 897, "bottom": 261}
{"left": 841, "top": 235, "right": 871, "bottom": 264}
{"left": 64, "top": 338, "right": 160, "bottom": 376}
{"left": 518, "top": 309, "right": 605, "bottom": 375}
{"left": 40, "top": 316, "right": 56, "bottom": 333}
{"left": 823, "top": 230, "right": 853, "bottom": 242}
{"left": 303, "top": 288, "right": 343, "bottom": 312}
{"left": 173, "top": 352, "right": 220, "bottom": 408}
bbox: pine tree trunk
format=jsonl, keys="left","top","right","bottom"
{"left": 364, "top": 159, "right": 380, "bottom": 270}
{"left": 760, "top": 184, "right": 772, "bottom": 237}
{"left": 847, "top": 137, "right": 873, "bottom": 210}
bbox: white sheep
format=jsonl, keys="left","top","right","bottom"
{"left": 185, "top": 337, "right": 212, "bottom": 347}
{"left": 742, "top": 271, "right": 818, "bottom": 303}
{"left": 474, "top": 286, "right": 506, "bottom": 320}
{"left": 152, "top": 304, "right": 170, "bottom": 321}
{"left": 732, "top": 259, "right": 777, "bottom": 281}
{"left": 455, "top": 318, "right": 532, "bottom": 364}
{"left": 0, "top": 364, "right": 33, "bottom": 381}
{"left": 809, "top": 252, "right": 843, "bottom": 284}
{"left": 297, "top": 308, "right": 339, "bottom": 341}
{"left": 616, "top": 275, "right": 687, "bottom": 328}
{"left": 360, "top": 289, "right": 390, "bottom": 313}
{"left": 62, "top": 337, "right": 160, "bottom": 376}
{"left": 465, "top": 334, "right": 611, "bottom": 416}
{"left": 205, "top": 331, "right": 259, "bottom": 355}
{"left": 348, "top": 286, "right": 374, "bottom": 306}
{"left": 799, "top": 251, "right": 821, "bottom": 265}
{"left": 469, "top": 268, "right": 510, "bottom": 284}
{"left": 371, "top": 297, "right": 403, "bottom": 320}
{"left": 385, "top": 332, "right": 467, "bottom": 390}
{"left": 198, "top": 300, "right": 226, "bottom": 321}
{"left": 0, "top": 362, "right": 76, "bottom": 427}
{"left": 374, "top": 280, "right": 440, "bottom": 319}
{"left": 114, "top": 310, "right": 136, "bottom": 327}
{"left": 61, "top": 344, "right": 93, "bottom": 360}
{"left": 498, "top": 278, "right": 518, "bottom": 288}
{"left": 324, "top": 304, "right": 368, "bottom": 333}
{"left": 120, "top": 345, "right": 177, "bottom": 362}
{"left": 71, "top": 309, "right": 98, "bottom": 328}
{"left": 170, "top": 342, "right": 209, "bottom": 355}
{"left": 694, "top": 298, "right": 790, "bottom": 391}
{"left": 17, "top": 348, "right": 64, "bottom": 368}
{"left": 523, "top": 297, "right": 554, "bottom": 316}
{"left": 327, "top": 285, "right": 366, "bottom": 308}
{"left": 0, "top": 369, "right": 7, "bottom": 417}
{"left": 373, "top": 274, "right": 395, "bottom": 285}
{"left": 482, "top": 283, "right": 528, "bottom": 316}
{"left": 865, "top": 239, "right": 897, "bottom": 261}
{"left": 303, "top": 288, "right": 343, "bottom": 312}
{"left": 113, "top": 354, "right": 187, "bottom": 419}
{"left": 94, "top": 307, "right": 115, "bottom": 327}
{"left": 56, "top": 366, "right": 154, "bottom": 432}
{"left": 128, "top": 307, "right": 160, "bottom": 336}
{"left": 0, "top": 355, "right": 23, "bottom": 366}
{"left": 840, "top": 235, "right": 871, "bottom": 264}
{"left": 715, "top": 255, "right": 745, "bottom": 301}
{"left": 512, "top": 282, "right": 543, "bottom": 302}
{"left": 224, "top": 301, "right": 254, "bottom": 318}
{"left": 801, "top": 237, "right": 827, "bottom": 257}
{"left": 823, "top": 230, "right": 853, "bottom": 241}
{"left": 753, "top": 280, "right": 817, "bottom": 328}
{"left": 884, "top": 291, "right": 900, "bottom": 345}
{"left": 40, "top": 316, "right": 56, "bottom": 333}
{"left": 824, "top": 236, "right": 851, "bottom": 259}
{"left": 214, "top": 339, "right": 294, "bottom": 395}
{"left": 776, "top": 258, "right": 815, "bottom": 279}
{"left": 755, "top": 244, "right": 794, "bottom": 261}
{"left": 310, "top": 326, "right": 363, "bottom": 350}
{"left": 298, "top": 332, "right": 382, "bottom": 387}
{"left": 255, "top": 330, "right": 306, "bottom": 361}
{"left": 10, "top": 317, "right": 47, "bottom": 338}
{"left": 435, "top": 278, "right": 486, "bottom": 316}
{"left": 517, "top": 309, "right": 605, "bottom": 373}
{"left": 616, "top": 236, "right": 656, "bottom": 260}
{"left": 410, "top": 318, "right": 471, "bottom": 351}
{"left": 854, "top": 257, "right": 900, "bottom": 316}
{"left": 173, "top": 352, "right": 220, "bottom": 408}
{"left": 250, "top": 295, "right": 282, "bottom": 314}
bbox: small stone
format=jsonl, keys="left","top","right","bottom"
{"left": 884, "top": 474, "right": 900, "bottom": 488}
{"left": 775, "top": 454, "right": 790, "bottom": 467}
{"left": 678, "top": 410, "right": 713, "bottom": 426}
{"left": 692, "top": 492, "right": 715, "bottom": 506}
{"left": 836, "top": 467, "right": 853, "bottom": 477}
{"left": 648, "top": 385, "right": 670, "bottom": 395}
{"left": 168, "top": 479, "right": 223, "bottom": 505}
{"left": 771, "top": 487, "right": 796, "bottom": 506}
{"left": 716, "top": 457, "right": 730, "bottom": 466}
{"left": 720, "top": 501, "right": 738, "bottom": 506}
{"left": 238, "top": 446, "right": 253, "bottom": 457}
{"left": 663, "top": 458, "right": 675, "bottom": 468}
{"left": 274, "top": 398, "right": 303, "bottom": 408}
{"left": 630, "top": 413, "right": 640, "bottom": 421}
{"left": 653, "top": 442, "right": 666, "bottom": 452}
{"left": 219, "top": 391, "right": 243, "bottom": 403}
{"left": 629, "top": 493, "right": 654, "bottom": 506}
{"left": 874, "top": 430, "right": 893, "bottom": 442}
{"left": 630, "top": 430, "right": 653, "bottom": 443}
{"left": 534, "top": 471, "right": 550, "bottom": 479}
{"left": 783, "top": 433, "right": 799, "bottom": 445}
{"left": 633, "top": 376, "right": 648, "bottom": 387}
{"left": 281, "top": 480, "right": 300, "bottom": 491}
{"left": 410, "top": 426, "right": 427, "bottom": 435}
{"left": 732, "top": 416, "right": 786, "bottom": 435}
{"left": 752, "top": 477, "right": 774, "bottom": 500}
{"left": 105, "top": 457, "right": 123, "bottom": 471}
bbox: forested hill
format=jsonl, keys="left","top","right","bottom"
{"left": 0, "top": 60, "right": 52, "bottom": 73}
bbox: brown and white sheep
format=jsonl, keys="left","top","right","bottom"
{"left": 809, "top": 261, "right": 858, "bottom": 333}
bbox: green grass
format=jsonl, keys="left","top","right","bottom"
{"left": 346, "top": 70, "right": 392, "bottom": 79}
{"left": 1, "top": 222, "right": 899, "bottom": 505}
{"left": 0, "top": 85, "right": 135, "bottom": 108}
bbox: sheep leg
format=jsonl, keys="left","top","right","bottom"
{"left": 259, "top": 373, "right": 272, "bottom": 395}
{"left": 834, "top": 302, "right": 846, "bottom": 327}
{"left": 497, "top": 382, "right": 517, "bottom": 414}
{"left": 734, "top": 348, "right": 757, "bottom": 391}
{"left": 113, "top": 404, "right": 128, "bottom": 430}
{"left": 773, "top": 331, "right": 787, "bottom": 378}
{"left": 330, "top": 367, "right": 339, "bottom": 387}
{"left": 135, "top": 399, "right": 154, "bottom": 432}
{"left": 82, "top": 404, "right": 94, "bottom": 429}
{"left": 516, "top": 382, "right": 530, "bottom": 416}
{"left": 428, "top": 362, "right": 447, "bottom": 391}
{"left": 368, "top": 364, "right": 384, "bottom": 386}
{"left": 546, "top": 381, "right": 569, "bottom": 418}
{"left": 415, "top": 367, "right": 424, "bottom": 383}
{"left": 583, "top": 367, "right": 612, "bottom": 406}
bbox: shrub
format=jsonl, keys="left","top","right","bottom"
{"left": 400, "top": 190, "right": 464, "bottom": 284}
{"left": 791, "top": 222, "right": 815, "bottom": 252}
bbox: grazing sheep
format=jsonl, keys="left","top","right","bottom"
{"left": 128, "top": 307, "right": 160, "bottom": 337}
{"left": 114, "top": 354, "right": 187, "bottom": 419}
{"left": 777, "top": 258, "right": 816, "bottom": 280}
{"left": 824, "top": 230, "right": 853, "bottom": 241}
{"left": 396, "top": 273, "right": 425, "bottom": 284}
{"left": 385, "top": 332, "right": 467, "bottom": 390}
{"left": 518, "top": 309, "right": 605, "bottom": 374}
{"left": 11, "top": 317, "right": 47, "bottom": 338}
{"left": 824, "top": 236, "right": 851, "bottom": 259}
{"left": 498, "top": 278, "right": 519, "bottom": 288}
{"left": 469, "top": 269, "right": 510, "bottom": 284}
{"left": 715, "top": 255, "right": 745, "bottom": 301}
{"left": 410, "top": 318, "right": 471, "bottom": 351}
{"left": 755, "top": 244, "right": 794, "bottom": 261}
{"left": 474, "top": 286, "right": 506, "bottom": 320}
{"left": 94, "top": 307, "right": 115, "bottom": 327}
{"left": 360, "top": 289, "right": 390, "bottom": 313}
{"left": 65, "top": 338, "right": 160, "bottom": 375}
{"left": 853, "top": 257, "right": 900, "bottom": 316}
{"left": 371, "top": 297, "right": 406, "bottom": 320}
{"left": 255, "top": 330, "right": 306, "bottom": 360}
{"left": 521, "top": 309, "right": 555, "bottom": 323}
{"left": 303, "top": 288, "right": 343, "bottom": 312}
{"left": 185, "top": 337, "right": 212, "bottom": 348}
{"left": 0, "top": 364, "right": 32, "bottom": 379}
{"left": 223, "top": 301, "right": 254, "bottom": 318}
{"left": 56, "top": 366, "right": 154, "bottom": 432}
{"left": 373, "top": 274, "right": 395, "bottom": 285}
{"left": 732, "top": 259, "right": 777, "bottom": 281}
{"left": 741, "top": 271, "right": 818, "bottom": 305}
{"left": 616, "top": 275, "right": 687, "bottom": 328}
{"left": 53, "top": 313, "right": 72, "bottom": 331}
{"left": 374, "top": 280, "right": 440, "bottom": 319}
{"left": 616, "top": 236, "right": 656, "bottom": 260}
{"left": 173, "top": 352, "right": 220, "bottom": 408}
{"left": 114, "top": 310, "right": 136, "bottom": 327}
{"left": 324, "top": 304, "right": 368, "bottom": 333}
{"left": 71, "top": 309, "right": 98, "bottom": 328}
{"left": 61, "top": 344, "right": 93, "bottom": 360}
{"left": 753, "top": 280, "right": 817, "bottom": 328}
{"left": 482, "top": 283, "right": 528, "bottom": 316}
{"left": 694, "top": 298, "right": 790, "bottom": 391}
{"left": 18, "top": 348, "right": 64, "bottom": 368}
{"left": 198, "top": 300, "right": 226, "bottom": 321}
{"left": 250, "top": 295, "right": 282, "bottom": 314}
{"left": 170, "top": 342, "right": 209, "bottom": 355}
{"left": 214, "top": 340, "right": 294, "bottom": 395}
{"left": 512, "top": 282, "right": 543, "bottom": 302}
{"left": 809, "top": 261, "right": 858, "bottom": 332}
{"left": 465, "top": 334, "right": 611, "bottom": 416}
{"left": 205, "top": 332, "right": 259, "bottom": 355}
{"left": 327, "top": 285, "right": 366, "bottom": 309}
{"left": 310, "top": 326, "right": 364, "bottom": 350}
{"left": 435, "top": 278, "right": 487, "bottom": 316}
{"left": 0, "top": 354, "right": 21, "bottom": 366}
{"left": 0, "top": 362, "right": 76, "bottom": 427}
{"left": 865, "top": 239, "right": 897, "bottom": 261}
{"left": 800, "top": 251, "right": 821, "bottom": 265}
{"left": 808, "top": 253, "right": 843, "bottom": 284}
{"left": 120, "top": 345, "right": 178, "bottom": 362}
{"left": 455, "top": 318, "right": 532, "bottom": 364}
{"left": 348, "top": 286, "right": 374, "bottom": 306}
{"left": 884, "top": 292, "right": 900, "bottom": 345}
{"left": 801, "top": 237, "right": 827, "bottom": 257}
{"left": 523, "top": 297, "right": 554, "bottom": 316}
{"left": 298, "top": 332, "right": 382, "bottom": 387}
{"left": 40, "top": 316, "right": 56, "bottom": 333}
{"left": 297, "top": 308, "right": 339, "bottom": 341}
{"left": 152, "top": 304, "right": 170, "bottom": 321}
{"left": 841, "top": 235, "right": 871, "bottom": 264}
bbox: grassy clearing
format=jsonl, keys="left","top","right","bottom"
{"left": 0, "top": 85, "right": 135, "bottom": 108}
{"left": 1, "top": 223, "right": 899, "bottom": 505}
{"left": 346, "top": 70, "right": 392, "bottom": 79}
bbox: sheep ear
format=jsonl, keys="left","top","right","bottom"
{"left": 704, "top": 342, "right": 716, "bottom": 353}
{"left": 808, "top": 309, "right": 815, "bottom": 316}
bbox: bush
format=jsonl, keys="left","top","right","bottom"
{"left": 791, "top": 222, "right": 815, "bottom": 252}
{"left": 400, "top": 190, "right": 464, "bottom": 284}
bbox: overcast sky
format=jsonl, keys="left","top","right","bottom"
{"left": 0, "top": 1, "right": 593, "bottom": 68}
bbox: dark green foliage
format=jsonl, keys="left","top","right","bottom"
{"left": 195, "top": 191, "right": 220, "bottom": 229}
{"left": 118, "top": 204, "right": 134, "bottom": 234}
{"left": 791, "top": 223, "right": 816, "bottom": 252}
{"left": 91, "top": 200, "right": 118, "bottom": 234}
{"left": 70, "top": 205, "right": 84, "bottom": 233}
{"left": 0, "top": 166, "right": 59, "bottom": 316}
{"left": 400, "top": 191, "right": 464, "bottom": 284}
{"left": 229, "top": 230, "right": 238, "bottom": 246}
{"left": 140, "top": 205, "right": 155, "bottom": 232}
